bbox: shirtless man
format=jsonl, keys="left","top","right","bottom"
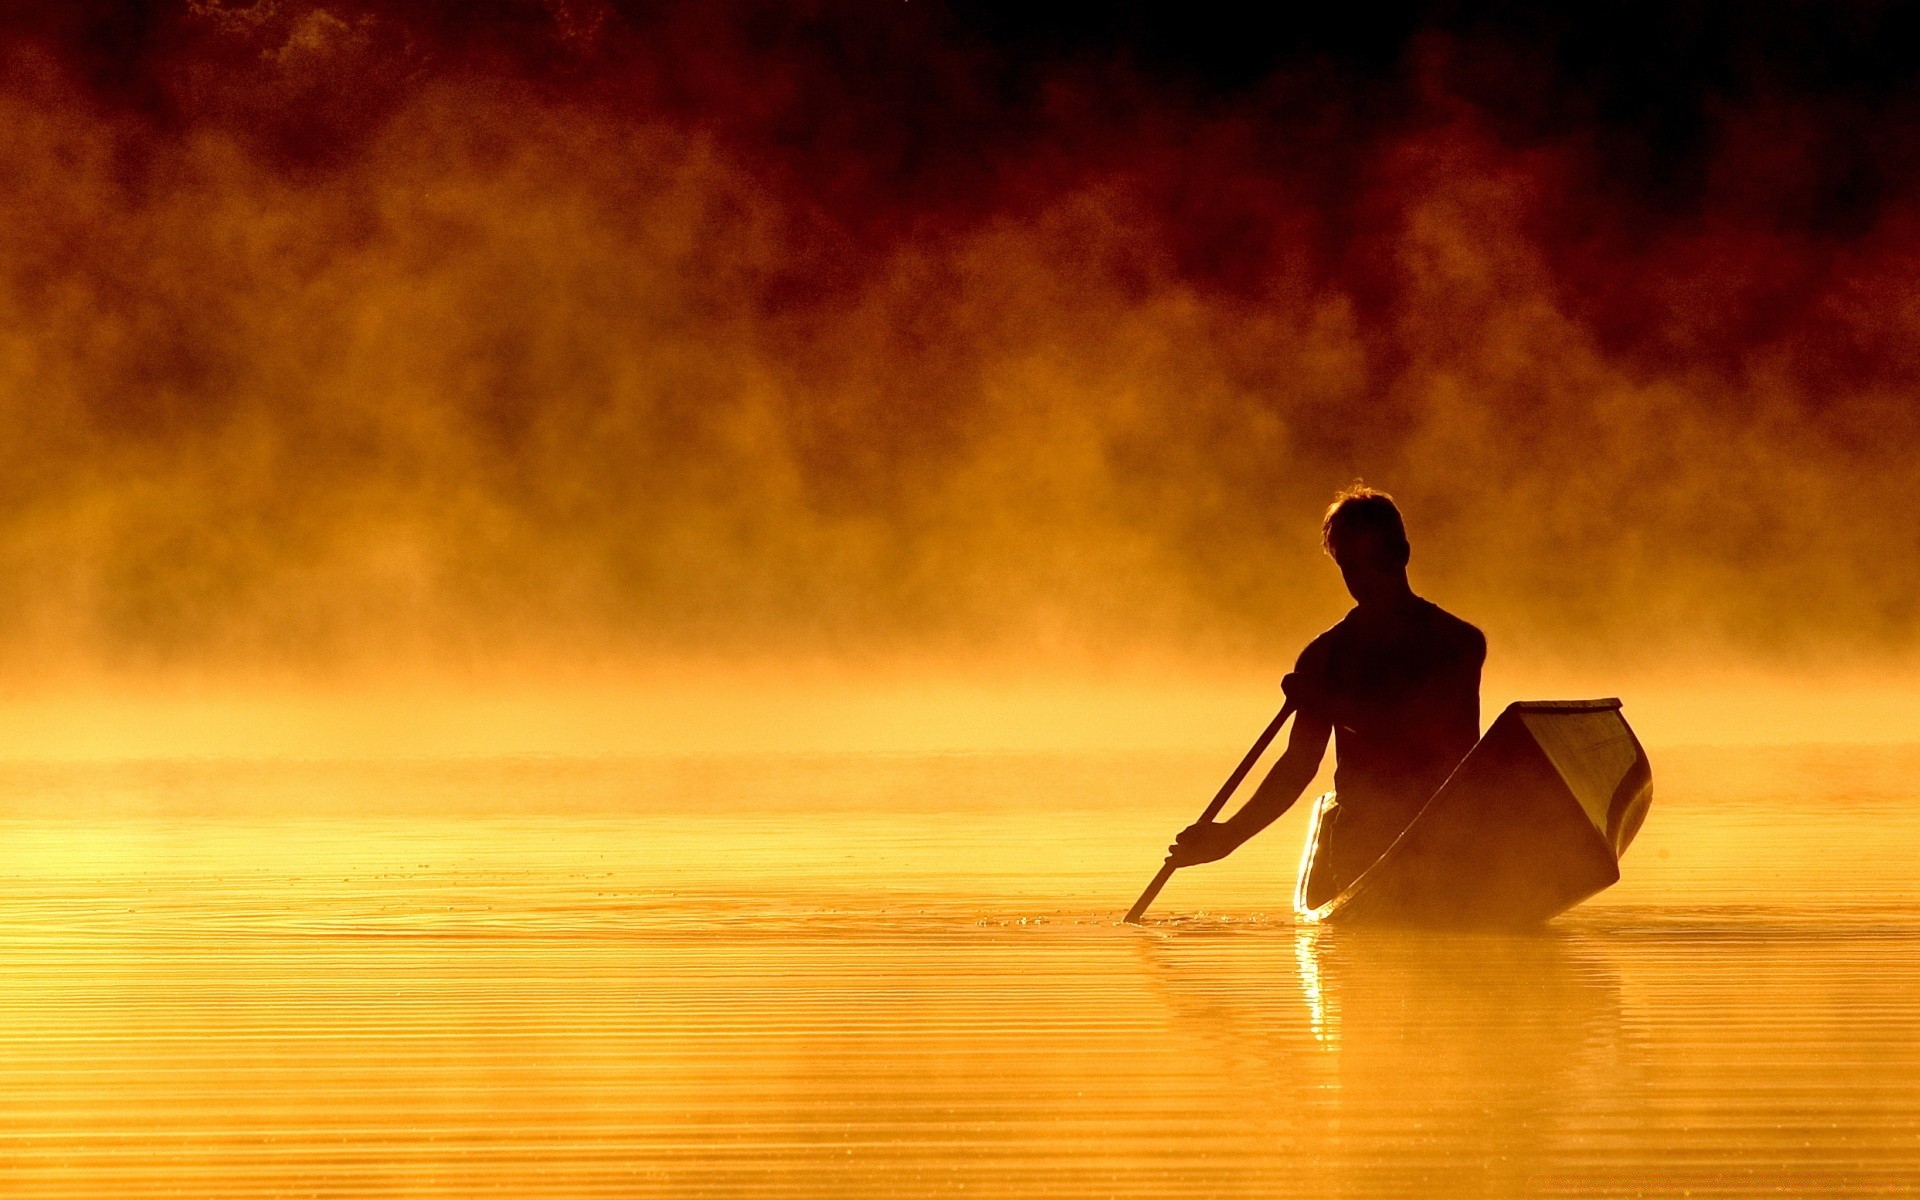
{"left": 1169, "top": 486, "right": 1486, "bottom": 907}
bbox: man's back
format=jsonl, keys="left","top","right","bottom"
{"left": 1291, "top": 596, "right": 1485, "bottom": 896}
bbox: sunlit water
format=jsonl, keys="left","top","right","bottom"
{"left": 0, "top": 746, "right": 1917, "bottom": 1197}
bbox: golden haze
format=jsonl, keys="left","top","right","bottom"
{"left": 0, "top": 6, "right": 1915, "bottom": 748}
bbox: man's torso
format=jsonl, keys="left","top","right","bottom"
{"left": 1293, "top": 597, "right": 1485, "bottom": 883}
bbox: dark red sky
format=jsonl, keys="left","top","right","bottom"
{"left": 1, "top": 1, "right": 1918, "bottom": 671}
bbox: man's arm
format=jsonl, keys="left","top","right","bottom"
{"left": 1169, "top": 711, "right": 1332, "bottom": 866}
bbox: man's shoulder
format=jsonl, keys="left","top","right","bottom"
{"left": 1297, "top": 599, "right": 1486, "bottom": 668}
{"left": 1416, "top": 599, "right": 1487, "bottom": 657}
{"left": 1296, "top": 610, "right": 1357, "bottom": 669}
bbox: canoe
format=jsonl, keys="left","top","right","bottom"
{"left": 1295, "top": 699, "right": 1652, "bottom": 927}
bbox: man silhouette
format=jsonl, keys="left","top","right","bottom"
{"left": 1169, "top": 485, "right": 1485, "bottom": 908}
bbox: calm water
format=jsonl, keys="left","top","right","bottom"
{"left": 0, "top": 746, "right": 1917, "bottom": 1197}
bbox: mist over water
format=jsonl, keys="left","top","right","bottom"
{"left": 2, "top": 2, "right": 1919, "bottom": 689}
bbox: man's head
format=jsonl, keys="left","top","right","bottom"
{"left": 1321, "top": 484, "right": 1412, "bottom": 605}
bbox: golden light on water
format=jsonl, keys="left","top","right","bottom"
{"left": 2, "top": 747, "right": 1919, "bottom": 1195}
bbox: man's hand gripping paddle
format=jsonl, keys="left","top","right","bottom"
{"left": 1123, "top": 700, "right": 1297, "bottom": 925}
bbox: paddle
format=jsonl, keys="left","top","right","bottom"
{"left": 1123, "top": 699, "right": 1297, "bottom": 924}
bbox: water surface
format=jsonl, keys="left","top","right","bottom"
{"left": 0, "top": 746, "right": 1916, "bottom": 1197}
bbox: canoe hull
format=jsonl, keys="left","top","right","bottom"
{"left": 1298, "top": 699, "right": 1652, "bottom": 928}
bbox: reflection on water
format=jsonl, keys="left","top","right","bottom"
{"left": 1295, "top": 928, "right": 1332, "bottom": 1042}
{"left": 1138, "top": 925, "right": 1634, "bottom": 1197}
{"left": 0, "top": 746, "right": 1916, "bottom": 1196}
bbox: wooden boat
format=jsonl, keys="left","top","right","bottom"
{"left": 1295, "top": 699, "right": 1652, "bottom": 927}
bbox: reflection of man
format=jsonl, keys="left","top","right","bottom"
{"left": 1170, "top": 486, "right": 1485, "bottom": 908}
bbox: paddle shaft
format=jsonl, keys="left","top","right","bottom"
{"left": 1123, "top": 700, "right": 1297, "bottom": 924}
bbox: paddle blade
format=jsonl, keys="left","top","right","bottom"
{"left": 1123, "top": 860, "right": 1178, "bottom": 924}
